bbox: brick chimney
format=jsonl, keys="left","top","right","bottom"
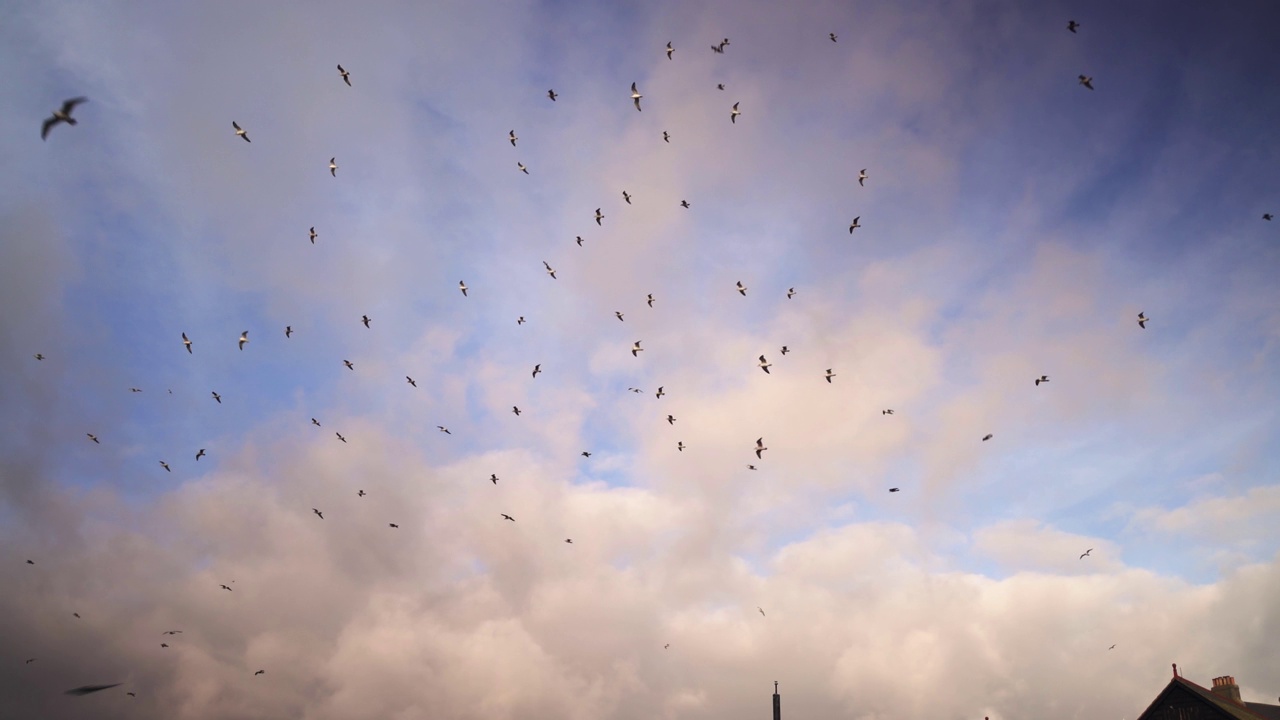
{"left": 1211, "top": 676, "right": 1243, "bottom": 705}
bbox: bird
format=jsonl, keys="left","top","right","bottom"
{"left": 631, "top": 82, "right": 643, "bottom": 111}
{"left": 663, "top": 131, "right": 670, "bottom": 143}
{"left": 362, "top": 315, "right": 371, "bottom": 328}
{"left": 159, "top": 461, "right": 170, "bottom": 472}
{"left": 758, "top": 355, "right": 772, "bottom": 374}
{"left": 647, "top": 294, "right": 655, "bottom": 307}
{"left": 509, "top": 130, "right": 518, "bottom": 146}
{"left": 889, "top": 487, "right": 900, "bottom": 492}
{"left": 437, "top": 426, "right": 451, "bottom": 434}
{"left": 73, "top": 612, "right": 80, "bottom": 618}
{"left": 64, "top": 683, "right": 122, "bottom": 696}
{"left": 824, "top": 369, "right": 836, "bottom": 383}
{"left": 595, "top": 208, "right": 604, "bottom": 225}
{"left": 532, "top": 363, "right": 542, "bottom": 378}
{"left": 34, "top": 353, "right": 45, "bottom": 360}
{"left": 1078, "top": 75, "right": 1094, "bottom": 90}
{"left": 780, "top": 346, "right": 789, "bottom": 355}
{"left": 787, "top": 287, "right": 795, "bottom": 299}
{"left": 358, "top": 490, "right": 365, "bottom": 497}
{"left": 130, "top": 387, "right": 142, "bottom": 393}
{"left": 512, "top": 406, "right": 521, "bottom": 416}
{"left": 666, "top": 41, "right": 674, "bottom": 59}
{"left": 882, "top": 409, "right": 894, "bottom": 415}
{"left": 747, "top": 465, "right": 757, "bottom": 470}
{"left": 758, "top": 607, "right": 765, "bottom": 617}
{"left": 182, "top": 332, "right": 193, "bottom": 354}
{"left": 501, "top": 514, "right": 515, "bottom": 521}
{"left": 232, "top": 120, "right": 250, "bottom": 142}
{"left": 343, "top": 360, "right": 354, "bottom": 370}
{"left": 655, "top": 386, "right": 665, "bottom": 399}
{"left": 25, "top": 560, "right": 34, "bottom": 565}
{"left": 1067, "top": 20, "right": 1079, "bottom": 33}
{"left": 613, "top": 311, "right": 625, "bottom": 322}
{"left": 730, "top": 102, "right": 740, "bottom": 123}
{"left": 285, "top": 326, "right": 293, "bottom": 338}
{"left": 127, "top": 692, "right": 136, "bottom": 697}
{"left": 211, "top": 391, "right": 221, "bottom": 404}
{"left": 581, "top": 451, "right": 592, "bottom": 457}
{"left": 849, "top": 217, "right": 861, "bottom": 232}
{"left": 196, "top": 448, "right": 206, "bottom": 460}
{"left": 41, "top": 96, "right": 87, "bottom": 139}
{"left": 311, "top": 418, "right": 321, "bottom": 427}
{"left": 632, "top": 341, "right": 643, "bottom": 356}
{"left": 407, "top": 376, "right": 417, "bottom": 387}
{"left": 517, "top": 162, "right": 529, "bottom": 174}
{"left": 982, "top": 434, "right": 993, "bottom": 442}
{"left": 490, "top": 474, "right": 499, "bottom": 484}
{"left": 830, "top": 32, "right": 838, "bottom": 42}
{"left": 1080, "top": 549, "right": 1093, "bottom": 559}
{"left": 858, "top": 169, "right": 867, "bottom": 186}
{"left": 389, "top": 523, "right": 399, "bottom": 528}
{"left": 547, "top": 89, "right": 558, "bottom": 101}
{"left": 1108, "top": 644, "right": 1116, "bottom": 650}
{"left": 459, "top": 281, "right": 468, "bottom": 296}
{"left": 677, "top": 441, "right": 685, "bottom": 451}
{"left": 518, "top": 315, "right": 527, "bottom": 325}
{"left": 25, "top": 657, "right": 35, "bottom": 663}
{"left": 87, "top": 433, "right": 99, "bottom": 444}
{"left": 335, "top": 432, "right": 346, "bottom": 443}
{"left": 543, "top": 261, "right": 557, "bottom": 279}
{"left": 162, "top": 630, "right": 182, "bottom": 635}
{"left": 161, "top": 643, "right": 169, "bottom": 648}
{"left": 1263, "top": 213, "right": 1273, "bottom": 221}
{"left": 329, "top": 157, "right": 338, "bottom": 176}
{"left": 755, "top": 438, "right": 767, "bottom": 459}
{"left": 667, "top": 414, "right": 676, "bottom": 425}
{"left": 575, "top": 236, "right": 584, "bottom": 246}
{"left": 736, "top": 281, "right": 747, "bottom": 296}
{"left": 337, "top": 64, "right": 351, "bottom": 85}
{"left": 680, "top": 200, "right": 690, "bottom": 208}
{"left": 219, "top": 584, "right": 232, "bottom": 591}
{"left": 1137, "top": 312, "right": 1149, "bottom": 329}
{"left": 623, "top": 190, "right": 632, "bottom": 204}
{"left": 717, "top": 83, "right": 726, "bottom": 91}
{"left": 313, "top": 508, "right": 324, "bottom": 519}
{"left": 1035, "top": 375, "right": 1049, "bottom": 386}
{"left": 255, "top": 670, "right": 266, "bottom": 676}
{"left": 664, "top": 643, "right": 670, "bottom": 649}
{"left": 238, "top": 331, "right": 249, "bottom": 350}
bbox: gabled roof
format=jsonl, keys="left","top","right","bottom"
{"left": 1138, "top": 675, "right": 1280, "bottom": 720}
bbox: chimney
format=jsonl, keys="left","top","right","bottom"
{"left": 773, "top": 682, "right": 781, "bottom": 720}
{"left": 1211, "top": 676, "right": 1243, "bottom": 705}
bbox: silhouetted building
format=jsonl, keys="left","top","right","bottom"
{"left": 1136, "top": 665, "right": 1280, "bottom": 720}
{"left": 773, "top": 682, "right": 781, "bottom": 720}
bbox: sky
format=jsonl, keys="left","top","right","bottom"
{"left": 2, "top": 0, "right": 1280, "bottom": 717}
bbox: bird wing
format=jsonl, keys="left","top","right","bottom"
{"left": 63, "top": 97, "right": 88, "bottom": 113}
{"left": 65, "top": 683, "right": 122, "bottom": 696}
{"left": 41, "top": 116, "right": 58, "bottom": 139}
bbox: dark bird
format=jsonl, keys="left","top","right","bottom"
{"left": 1108, "top": 644, "right": 1116, "bottom": 650}
{"left": 87, "top": 433, "right": 100, "bottom": 444}
{"left": 490, "top": 474, "right": 499, "bottom": 485}
{"left": 532, "top": 363, "right": 542, "bottom": 378}
{"left": 543, "top": 261, "right": 557, "bottom": 279}
{"left": 407, "top": 376, "right": 417, "bottom": 387}
{"left": 335, "top": 432, "right": 346, "bottom": 443}
{"left": 232, "top": 120, "right": 250, "bottom": 142}
{"left": 1080, "top": 548, "right": 1093, "bottom": 559}
{"left": 196, "top": 448, "right": 206, "bottom": 460}
{"left": 667, "top": 414, "right": 676, "bottom": 425}
{"left": 889, "top": 487, "right": 900, "bottom": 492}
{"left": 212, "top": 391, "right": 221, "bottom": 404}
{"left": 35, "top": 353, "right": 45, "bottom": 360}
{"left": 982, "top": 434, "right": 993, "bottom": 441}
{"left": 858, "top": 169, "right": 867, "bottom": 186}
{"left": 343, "top": 360, "right": 354, "bottom": 370}
{"left": 595, "top": 208, "right": 604, "bottom": 225}
{"left": 128, "top": 692, "right": 136, "bottom": 697}
{"left": 182, "top": 332, "right": 193, "bottom": 354}
{"left": 830, "top": 32, "right": 838, "bottom": 42}
{"left": 730, "top": 102, "right": 740, "bottom": 123}
{"left": 824, "top": 369, "right": 836, "bottom": 383}
{"left": 677, "top": 441, "right": 685, "bottom": 451}
{"left": 849, "top": 217, "right": 861, "bottom": 232}
{"left": 519, "top": 315, "right": 527, "bottom": 324}
{"left": 787, "top": 287, "right": 795, "bottom": 299}
{"left": 358, "top": 490, "right": 365, "bottom": 497}
{"left": 663, "top": 131, "right": 670, "bottom": 143}
{"left": 736, "top": 281, "right": 747, "bottom": 296}
{"left": 509, "top": 130, "right": 518, "bottom": 146}
{"left": 160, "top": 461, "right": 171, "bottom": 472}
{"left": 747, "top": 465, "right": 757, "bottom": 470}
{"left": 512, "top": 406, "right": 521, "bottom": 416}
{"left": 438, "top": 426, "right": 451, "bottom": 434}
{"left": 161, "top": 643, "right": 169, "bottom": 648}
{"left": 717, "top": 83, "right": 726, "bottom": 91}
{"left": 755, "top": 437, "right": 768, "bottom": 459}
{"left": 581, "top": 451, "right": 592, "bottom": 457}
{"left": 623, "top": 190, "right": 632, "bottom": 204}
{"left": 239, "top": 331, "right": 249, "bottom": 350}
{"left": 631, "top": 82, "right": 643, "bottom": 111}
{"left": 255, "top": 670, "right": 265, "bottom": 675}
{"left": 616, "top": 311, "right": 625, "bottom": 321}
{"left": 1263, "top": 213, "right": 1273, "bottom": 221}
{"left": 565, "top": 538, "right": 573, "bottom": 544}
{"left": 459, "top": 281, "right": 468, "bottom": 296}
{"left": 130, "top": 387, "right": 143, "bottom": 393}
{"left": 780, "top": 346, "right": 789, "bottom": 355}
{"left": 26, "top": 560, "right": 34, "bottom": 565}
{"left": 712, "top": 43, "right": 724, "bottom": 54}
{"left": 655, "top": 386, "right": 665, "bottom": 398}
{"left": 313, "top": 508, "right": 324, "bottom": 519}
{"left": 501, "top": 514, "right": 515, "bottom": 521}
{"left": 548, "top": 89, "right": 558, "bottom": 101}
{"left": 664, "top": 643, "right": 670, "bottom": 649}
{"left": 1035, "top": 375, "right": 1049, "bottom": 386}
{"left": 162, "top": 630, "right": 182, "bottom": 635}
{"left": 337, "top": 64, "right": 351, "bottom": 86}
{"left": 285, "top": 326, "right": 293, "bottom": 338}
{"left": 312, "top": 418, "right": 321, "bottom": 427}
{"left": 362, "top": 314, "right": 371, "bottom": 328}
{"left": 758, "top": 607, "right": 765, "bottom": 617}
{"left": 632, "top": 341, "right": 643, "bottom": 357}
{"left": 882, "top": 409, "right": 894, "bottom": 415}
{"left": 647, "top": 294, "right": 655, "bottom": 307}
{"left": 42, "top": 97, "right": 90, "bottom": 140}
{"left": 576, "top": 236, "right": 584, "bottom": 246}
{"left": 1078, "top": 75, "right": 1094, "bottom": 90}
{"left": 64, "top": 683, "right": 122, "bottom": 696}
{"left": 680, "top": 200, "right": 690, "bottom": 208}
{"left": 389, "top": 523, "right": 399, "bottom": 528}
{"left": 666, "top": 41, "right": 674, "bottom": 59}
{"left": 25, "top": 657, "right": 35, "bottom": 662}
{"left": 1137, "top": 312, "right": 1149, "bottom": 329}
{"left": 73, "top": 612, "right": 80, "bottom": 618}
{"left": 1067, "top": 20, "right": 1079, "bottom": 33}
{"left": 220, "top": 584, "right": 232, "bottom": 591}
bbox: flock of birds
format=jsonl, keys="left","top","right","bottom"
{"left": 22, "top": 17, "right": 1275, "bottom": 704}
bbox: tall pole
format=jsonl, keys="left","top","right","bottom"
{"left": 773, "top": 682, "right": 781, "bottom": 720}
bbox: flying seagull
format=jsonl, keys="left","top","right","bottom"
{"left": 632, "top": 341, "right": 643, "bottom": 356}
{"left": 517, "top": 162, "right": 529, "bottom": 174}
{"left": 335, "top": 432, "right": 346, "bottom": 443}
{"left": 758, "top": 355, "right": 772, "bottom": 374}
{"left": 337, "top": 64, "right": 351, "bottom": 86}
{"left": 780, "top": 346, "right": 789, "bottom": 355}
{"left": 616, "top": 311, "right": 625, "bottom": 321}
{"left": 1080, "top": 548, "right": 1093, "bottom": 559}
{"left": 310, "top": 227, "right": 319, "bottom": 246}
{"left": 849, "top": 217, "right": 861, "bottom": 232}
{"left": 232, "top": 120, "right": 250, "bottom": 142}
{"left": 64, "top": 683, "right": 122, "bottom": 696}
{"left": 437, "top": 426, "right": 451, "bottom": 434}
{"left": 1263, "top": 213, "right": 1273, "bottom": 221}
{"left": 730, "top": 102, "right": 740, "bottom": 123}
{"left": 1035, "top": 375, "right": 1049, "bottom": 386}
{"left": 548, "top": 89, "right": 558, "bottom": 101}
{"left": 329, "top": 157, "right": 338, "bottom": 176}
{"left": 1067, "top": 20, "right": 1079, "bottom": 33}
{"left": 755, "top": 438, "right": 767, "bottom": 459}
{"left": 581, "top": 451, "right": 592, "bottom": 457}
{"left": 982, "top": 434, "right": 993, "bottom": 442}
{"left": 663, "top": 131, "right": 670, "bottom": 143}
{"left": 677, "top": 441, "right": 685, "bottom": 451}
{"left": 1137, "top": 312, "right": 1149, "bottom": 329}
{"left": 343, "top": 360, "right": 354, "bottom": 370}
{"left": 758, "top": 607, "right": 765, "bottom": 617}
{"left": 595, "top": 208, "right": 604, "bottom": 225}
{"left": 182, "top": 332, "right": 193, "bottom": 354}
{"left": 130, "top": 387, "right": 142, "bottom": 393}
{"left": 717, "top": 83, "right": 726, "bottom": 91}
{"left": 313, "top": 508, "right": 324, "bottom": 519}
{"left": 358, "top": 490, "right": 365, "bottom": 497}
{"left": 42, "top": 97, "right": 88, "bottom": 140}
{"left": 160, "top": 461, "right": 170, "bottom": 472}
{"left": 655, "top": 386, "right": 665, "bottom": 398}
{"left": 502, "top": 514, "right": 515, "bottom": 521}
{"left": 87, "top": 433, "right": 99, "bottom": 444}
{"left": 787, "top": 287, "right": 795, "bottom": 299}
{"left": 285, "top": 326, "right": 293, "bottom": 338}
{"left": 1078, "top": 75, "right": 1094, "bottom": 90}
{"left": 238, "top": 331, "right": 249, "bottom": 350}
{"left": 490, "top": 474, "right": 499, "bottom": 485}
{"left": 824, "top": 369, "right": 836, "bottom": 383}
{"left": 647, "top": 294, "right": 655, "bottom": 307}
{"left": 666, "top": 41, "right": 674, "bottom": 59}
{"left": 312, "top": 418, "right": 321, "bottom": 427}
{"left": 211, "top": 391, "right": 221, "bottom": 404}
{"left": 566, "top": 538, "right": 573, "bottom": 544}
{"left": 34, "top": 353, "right": 45, "bottom": 360}
{"left": 631, "top": 82, "right": 643, "bottom": 111}
{"left": 219, "top": 584, "right": 232, "bottom": 591}
{"left": 162, "top": 630, "right": 182, "bottom": 635}
{"left": 255, "top": 670, "right": 266, "bottom": 676}
{"left": 747, "top": 465, "right": 757, "bottom": 470}
{"left": 575, "top": 235, "right": 584, "bottom": 246}
{"left": 680, "top": 199, "right": 690, "bottom": 208}
{"left": 196, "top": 448, "right": 206, "bottom": 460}
{"left": 889, "top": 487, "right": 900, "bottom": 492}
{"left": 509, "top": 130, "right": 518, "bottom": 146}
{"left": 161, "top": 643, "right": 169, "bottom": 648}
{"left": 512, "top": 406, "right": 521, "bottom": 416}
{"left": 532, "top": 364, "right": 542, "bottom": 378}
{"left": 858, "top": 169, "right": 867, "bottom": 187}
{"left": 830, "top": 32, "right": 838, "bottom": 42}
{"left": 407, "top": 376, "right": 417, "bottom": 387}
{"left": 667, "top": 415, "right": 676, "bottom": 425}
{"left": 362, "top": 314, "right": 371, "bottom": 328}
{"left": 73, "top": 612, "right": 80, "bottom": 618}
{"left": 518, "top": 316, "right": 526, "bottom": 324}
{"left": 543, "top": 261, "right": 557, "bottom": 279}
{"left": 623, "top": 190, "right": 632, "bottom": 204}
{"left": 736, "top": 281, "right": 747, "bottom": 296}
{"left": 1108, "top": 644, "right": 1116, "bottom": 650}
{"left": 459, "top": 281, "right": 468, "bottom": 296}
{"left": 26, "top": 560, "right": 34, "bottom": 565}
{"left": 389, "top": 523, "right": 399, "bottom": 528}
{"left": 882, "top": 409, "right": 894, "bottom": 415}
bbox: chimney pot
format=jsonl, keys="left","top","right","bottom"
{"left": 1210, "top": 675, "right": 1242, "bottom": 705}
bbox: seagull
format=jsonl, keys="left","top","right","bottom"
{"left": 532, "top": 364, "right": 542, "bottom": 378}
{"left": 130, "top": 387, "right": 142, "bottom": 393}
{"left": 337, "top": 64, "right": 351, "bottom": 85}
{"left": 285, "top": 326, "right": 293, "bottom": 338}
{"left": 87, "top": 433, "right": 99, "bottom": 444}
{"left": 758, "top": 607, "right": 765, "bottom": 617}
{"left": 196, "top": 448, "right": 206, "bottom": 460}
{"left": 755, "top": 438, "right": 767, "bottom": 459}
{"left": 787, "top": 287, "right": 795, "bottom": 299}
{"left": 982, "top": 434, "right": 993, "bottom": 442}
{"left": 1067, "top": 20, "right": 1079, "bottom": 33}
{"left": 849, "top": 217, "right": 861, "bottom": 232}
{"left": 780, "top": 346, "right": 789, "bottom": 355}
{"left": 623, "top": 190, "right": 632, "bottom": 204}
{"left": 1264, "top": 213, "right": 1273, "bottom": 221}
{"left": 459, "top": 281, "right": 468, "bottom": 296}
{"left": 677, "top": 441, "right": 685, "bottom": 451}
{"left": 64, "top": 684, "right": 122, "bottom": 696}
{"left": 219, "top": 584, "right": 232, "bottom": 591}
{"left": 667, "top": 414, "right": 676, "bottom": 425}
{"left": 512, "top": 406, "right": 521, "bottom": 416}
{"left": 824, "top": 369, "right": 836, "bottom": 383}
{"left": 1035, "top": 375, "right": 1049, "bottom": 386}
{"left": 502, "top": 514, "right": 515, "bottom": 521}
{"left": 830, "top": 32, "right": 838, "bottom": 42}
{"left": 632, "top": 341, "right": 643, "bottom": 356}
{"left": 407, "top": 376, "right": 417, "bottom": 387}
{"left": 1137, "top": 312, "right": 1148, "bottom": 329}
{"left": 680, "top": 200, "right": 690, "bottom": 208}
{"left": 758, "top": 355, "right": 772, "bottom": 374}
{"left": 73, "top": 612, "right": 80, "bottom": 618}
{"left": 182, "top": 332, "right": 193, "bottom": 353}
{"left": 858, "top": 169, "right": 867, "bottom": 186}
{"left": 747, "top": 465, "right": 756, "bottom": 470}
{"left": 595, "top": 208, "right": 604, "bottom": 225}
{"left": 343, "top": 360, "right": 354, "bottom": 370}
{"left": 717, "top": 83, "right": 725, "bottom": 91}
{"left": 312, "top": 418, "right": 321, "bottom": 427}
{"left": 1078, "top": 75, "right": 1094, "bottom": 90}
{"left": 231, "top": 120, "right": 250, "bottom": 142}
{"left": 663, "top": 131, "right": 670, "bottom": 143}
{"left": 358, "top": 489, "right": 365, "bottom": 497}
{"left": 581, "top": 451, "right": 592, "bottom": 457}
{"left": 614, "top": 311, "right": 625, "bottom": 322}
{"left": 211, "top": 391, "right": 221, "bottom": 404}
{"left": 313, "top": 508, "right": 324, "bottom": 519}
{"left": 1108, "top": 644, "right": 1116, "bottom": 650}
{"left": 628, "top": 387, "right": 643, "bottom": 393}
{"left": 666, "top": 41, "right": 674, "bottom": 59}
{"left": 160, "top": 461, "right": 170, "bottom": 472}
{"left": 335, "top": 432, "right": 346, "bottom": 443}
{"left": 730, "top": 102, "right": 740, "bottom": 123}
{"left": 566, "top": 538, "right": 573, "bottom": 544}
{"left": 548, "top": 89, "right": 558, "bottom": 101}
{"left": 1080, "top": 549, "right": 1093, "bottom": 559}
{"left": 25, "top": 658, "right": 35, "bottom": 663}
{"left": 490, "top": 474, "right": 499, "bottom": 485}
{"left": 665, "top": 643, "right": 670, "bottom": 649}
{"left": 362, "top": 314, "right": 371, "bottom": 328}
{"left": 329, "top": 157, "right": 338, "bottom": 176}
{"left": 575, "top": 236, "right": 584, "bottom": 246}
{"left": 631, "top": 82, "right": 643, "bottom": 111}
{"left": 543, "top": 261, "right": 557, "bottom": 279}
{"left": 647, "top": 294, "right": 655, "bottom": 307}
{"left": 238, "top": 331, "right": 249, "bottom": 350}
{"left": 25, "top": 560, "right": 34, "bottom": 565}
{"left": 882, "top": 409, "right": 894, "bottom": 415}
{"left": 509, "top": 130, "right": 518, "bottom": 146}
{"left": 388, "top": 523, "right": 399, "bottom": 528}
{"left": 655, "top": 386, "right": 665, "bottom": 398}
{"left": 736, "top": 281, "right": 747, "bottom": 295}
{"left": 517, "top": 162, "right": 529, "bottom": 174}
{"left": 255, "top": 670, "right": 266, "bottom": 676}
{"left": 162, "top": 630, "right": 182, "bottom": 635}
{"left": 127, "top": 692, "right": 136, "bottom": 697}
{"left": 437, "top": 426, "right": 451, "bottom": 434}
{"left": 889, "top": 487, "right": 900, "bottom": 492}
{"left": 34, "top": 353, "right": 45, "bottom": 360}
{"left": 161, "top": 643, "right": 169, "bottom": 648}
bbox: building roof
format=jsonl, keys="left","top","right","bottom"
{"left": 1138, "top": 674, "right": 1280, "bottom": 720}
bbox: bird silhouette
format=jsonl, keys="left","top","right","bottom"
{"left": 313, "top": 508, "right": 324, "bottom": 519}
{"left": 337, "top": 64, "right": 351, "bottom": 86}
{"left": 64, "top": 683, "right": 121, "bottom": 696}
{"left": 501, "top": 514, "right": 515, "bottom": 521}
{"left": 42, "top": 97, "right": 88, "bottom": 140}
{"left": 1080, "top": 548, "right": 1093, "bottom": 559}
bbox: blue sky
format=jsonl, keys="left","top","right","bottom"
{"left": 2, "top": 0, "right": 1279, "bottom": 717}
